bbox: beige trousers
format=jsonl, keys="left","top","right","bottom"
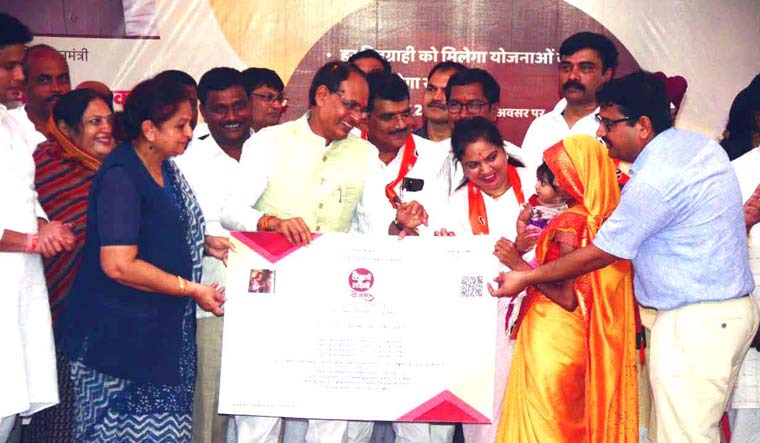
{"left": 192, "top": 316, "right": 229, "bottom": 443}
{"left": 650, "top": 296, "right": 759, "bottom": 443}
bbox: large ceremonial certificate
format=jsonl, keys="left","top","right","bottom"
{"left": 218, "top": 232, "right": 499, "bottom": 423}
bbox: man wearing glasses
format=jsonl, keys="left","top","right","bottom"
{"left": 221, "top": 61, "right": 374, "bottom": 442}
{"left": 242, "top": 67, "right": 288, "bottom": 133}
{"left": 492, "top": 71, "right": 759, "bottom": 443}
{"left": 443, "top": 68, "right": 526, "bottom": 194}
{"left": 520, "top": 32, "right": 619, "bottom": 175}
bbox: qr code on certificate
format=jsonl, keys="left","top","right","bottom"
{"left": 459, "top": 276, "right": 483, "bottom": 297}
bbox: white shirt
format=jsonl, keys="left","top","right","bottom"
{"left": 0, "top": 104, "right": 58, "bottom": 417}
{"left": 7, "top": 105, "right": 47, "bottom": 154}
{"left": 352, "top": 134, "right": 450, "bottom": 235}
{"left": 731, "top": 146, "right": 760, "bottom": 408}
{"left": 174, "top": 131, "right": 248, "bottom": 318}
{"left": 520, "top": 98, "right": 600, "bottom": 175}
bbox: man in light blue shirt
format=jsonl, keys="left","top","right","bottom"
{"left": 491, "top": 71, "right": 759, "bottom": 443}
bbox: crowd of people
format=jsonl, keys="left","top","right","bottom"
{"left": 2, "top": 10, "right": 760, "bottom": 443}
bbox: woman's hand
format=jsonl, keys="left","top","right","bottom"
{"left": 434, "top": 228, "right": 457, "bottom": 236}
{"left": 743, "top": 183, "right": 760, "bottom": 232}
{"left": 189, "top": 281, "right": 226, "bottom": 316}
{"left": 494, "top": 237, "right": 528, "bottom": 269}
{"left": 204, "top": 235, "right": 235, "bottom": 266}
{"left": 515, "top": 227, "right": 540, "bottom": 254}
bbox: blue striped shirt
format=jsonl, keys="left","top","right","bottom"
{"left": 594, "top": 128, "right": 754, "bottom": 310}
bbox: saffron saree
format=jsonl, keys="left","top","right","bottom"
{"left": 496, "top": 134, "right": 638, "bottom": 443}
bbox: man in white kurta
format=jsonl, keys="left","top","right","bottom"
{"left": 520, "top": 32, "right": 618, "bottom": 174}
{"left": 0, "top": 15, "right": 72, "bottom": 442}
{"left": 351, "top": 72, "right": 451, "bottom": 443}
{"left": 730, "top": 145, "right": 760, "bottom": 443}
{"left": 221, "top": 61, "right": 375, "bottom": 443}
{"left": 173, "top": 67, "right": 252, "bottom": 443}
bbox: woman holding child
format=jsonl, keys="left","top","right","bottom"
{"left": 493, "top": 134, "right": 638, "bottom": 443}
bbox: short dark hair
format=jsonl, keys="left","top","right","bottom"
{"left": 426, "top": 61, "right": 466, "bottom": 80}
{"left": 537, "top": 162, "right": 559, "bottom": 191}
{"left": 348, "top": 48, "right": 392, "bottom": 74}
{"left": 0, "top": 13, "right": 32, "bottom": 47}
{"left": 366, "top": 72, "right": 409, "bottom": 113}
{"left": 445, "top": 68, "right": 500, "bottom": 105}
{"left": 154, "top": 69, "right": 197, "bottom": 91}
{"left": 308, "top": 61, "right": 366, "bottom": 107}
{"left": 721, "top": 74, "right": 760, "bottom": 160}
{"left": 596, "top": 71, "right": 673, "bottom": 135}
{"left": 560, "top": 32, "right": 619, "bottom": 73}
{"left": 197, "top": 67, "right": 246, "bottom": 107}
{"left": 241, "top": 67, "right": 284, "bottom": 96}
{"left": 22, "top": 44, "right": 66, "bottom": 77}
{"left": 53, "top": 89, "right": 112, "bottom": 132}
{"left": 122, "top": 76, "right": 191, "bottom": 141}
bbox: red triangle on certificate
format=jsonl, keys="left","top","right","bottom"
{"left": 396, "top": 390, "right": 490, "bottom": 424}
{"left": 231, "top": 231, "right": 321, "bottom": 263}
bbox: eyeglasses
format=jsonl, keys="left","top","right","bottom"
{"left": 447, "top": 100, "right": 488, "bottom": 114}
{"left": 334, "top": 91, "right": 367, "bottom": 117}
{"left": 251, "top": 92, "right": 288, "bottom": 107}
{"left": 595, "top": 113, "right": 633, "bottom": 131}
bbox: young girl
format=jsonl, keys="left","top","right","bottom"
{"left": 517, "top": 162, "right": 567, "bottom": 244}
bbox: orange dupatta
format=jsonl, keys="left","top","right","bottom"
{"left": 46, "top": 115, "right": 103, "bottom": 171}
{"left": 508, "top": 135, "right": 638, "bottom": 443}
{"left": 467, "top": 164, "right": 525, "bottom": 235}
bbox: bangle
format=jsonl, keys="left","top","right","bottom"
{"left": 257, "top": 214, "right": 274, "bottom": 231}
{"left": 24, "top": 234, "right": 39, "bottom": 253}
{"left": 177, "top": 275, "right": 187, "bottom": 296}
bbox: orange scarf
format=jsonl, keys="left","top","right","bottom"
{"left": 362, "top": 131, "right": 418, "bottom": 208}
{"left": 467, "top": 164, "right": 524, "bottom": 235}
{"left": 513, "top": 135, "right": 638, "bottom": 443}
{"left": 46, "top": 115, "right": 102, "bottom": 171}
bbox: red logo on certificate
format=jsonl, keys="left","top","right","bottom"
{"left": 349, "top": 268, "right": 374, "bottom": 292}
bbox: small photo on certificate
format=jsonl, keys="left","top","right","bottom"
{"left": 248, "top": 269, "right": 275, "bottom": 294}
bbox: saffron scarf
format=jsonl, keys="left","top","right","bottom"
{"left": 467, "top": 164, "right": 525, "bottom": 235}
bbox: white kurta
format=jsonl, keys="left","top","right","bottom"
{"left": 731, "top": 147, "right": 760, "bottom": 410}
{"left": 445, "top": 186, "right": 523, "bottom": 443}
{"left": 0, "top": 105, "right": 58, "bottom": 418}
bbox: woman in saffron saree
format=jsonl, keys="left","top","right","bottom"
{"left": 495, "top": 134, "right": 638, "bottom": 443}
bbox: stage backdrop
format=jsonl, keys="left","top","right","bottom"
{"left": 3, "top": 0, "right": 759, "bottom": 141}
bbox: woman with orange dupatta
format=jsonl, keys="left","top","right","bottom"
{"left": 494, "top": 134, "right": 638, "bottom": 443}
{"left": 28, "top": 88, "right": 116, "bottom": 443}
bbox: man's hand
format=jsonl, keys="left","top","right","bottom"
{"left": 36, "top": 221, "right": 75, "bottom": 258}
{"left": 487, "top": 270, "right": 530, "bottom": 297}
{"left": 395, "top": 201, "right": 429, "bottom": 230}
{"left": 204, "top": 235, "right": 235, "bottom": 266}
{"left": 269, "top": 216, "right": 312, "bottom": 245}
{"left": 744, "top": 183, "right": 760, "bottom": 232}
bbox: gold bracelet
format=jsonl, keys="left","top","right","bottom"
{"left": 177, "top": 275, "right": 187, "bottom": 296}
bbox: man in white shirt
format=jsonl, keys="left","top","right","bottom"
{"left": 242, "top": 67, "right": 287, "bottom": 133}
{"left": 173, "top": 67, "right": 251, "bottom": 443}
{"left": 222, "top": 61, "right": 375, "bottom": 443}
{"left": 354, "top": 72, "right": 452, "bottom": 442}
{"left": 520, "top": 32, "right": 618, "bottom": 173}
{"left": 413, "top": 61, "right": 466, "bottom": 144}
{"left": 0, "top": 14, "right": 74, "bottom": 443}
{"left": 7, "top": 44, "right": 71, "bottom": 149}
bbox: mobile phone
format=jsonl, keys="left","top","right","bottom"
{"left": 402, "top": 177, "right": 424, "bottom": 192}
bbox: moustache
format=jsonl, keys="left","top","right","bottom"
{"left": 562, "top": 81, "right": 586, "bottom": 92}
{"left": 427, "top": 100, "right": 446, "bottom": 110}
{"left": 389, "top": 128, "right": 409, "bottom": 136}
{"left": 45, "top": 94, "right": 62, "bottom": 104}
